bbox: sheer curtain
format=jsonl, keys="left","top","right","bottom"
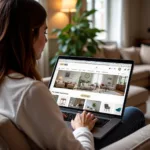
{"left": 108, "top": 0, "right": 141, "bottom": 47}
{"left": 36, "top": 0, "right": 50, "bottom": 77}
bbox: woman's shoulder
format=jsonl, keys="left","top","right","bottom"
{"left": 4, "top": 74, "right": 47, "bottom": 94}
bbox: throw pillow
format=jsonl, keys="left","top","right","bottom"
{"left": 93, "top": 49, "right": 105, "bottom": 58}
{"left": 140, "top": 44, "right": 150, "bottom": 64}
{"left": 120, "top": 47, "right": 141, "bottom": 64}
{"left": 102, "top": 44, "right": 120, "bottom": 59}
{"left": 135, "top": 47, "right": 142, "bottom": 64}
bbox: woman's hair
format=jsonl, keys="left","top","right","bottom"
{"left": 0, "top": 0, "right": 47, "bottom": 83}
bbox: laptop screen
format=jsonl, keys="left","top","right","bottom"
{"left": 49, "top": 57, "right": 133, "bottom": 116}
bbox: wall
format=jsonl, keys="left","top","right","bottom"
{"left": 127, "top": 0, "right": 141, "bottom": 46}
{"left": 47, "top": 0, "right": 68, "bottom": 73}
{"left": 140, "top": 0, "right": 150, "bottom": 39}
{"left": 48, "top": 0, "right": 68, "bottom": 35}
{"left": 108, "top": 0, "right": 141, "bottom": 47}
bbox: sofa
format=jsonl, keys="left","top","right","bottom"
{"left": 41, "top": 45, "right": 150, "bottom": 149}
{"left": 96, "top": 43, "right": 150, "bottom": 87}
{"left": 0, "top": 78, "right": 148, "bottom": 150}
{"left": 94, "top": 43, "right": 150, "bottom": 114}
{"left": 0, "top": 106, "right": 150, "bottom": 150}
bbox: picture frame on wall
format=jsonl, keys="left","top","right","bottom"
{"left": 65, "top": 72, "right": 70, "bottom": 77}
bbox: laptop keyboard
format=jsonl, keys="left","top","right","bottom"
{"left": 63, "top": 112, "right": 76, "bottom": 121}
{"left": 63, "top": 112, "right": 109, "bottom": 127}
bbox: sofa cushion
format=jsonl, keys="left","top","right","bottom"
{"left": 126, "top": 85, "right": 148, "bottom": 106}
{"left": 131, "top": 65, "right": 150, "bottom": 81}
{"left": 0, "top": 136, "right": 9, "bottom": 150}
{"left": 102, "top": 125, "right": 150, "bottom": 150}
{"left": 94, "top": 49, "right": 105, "bottom": 58}
{"left": 136, "top": 103, "right": 146, "bottom": 114}
{"left": 140, "top": 44, "right": 150, "bottom": 64}
{"left": 120, "top": 47, "right": 141, "bottom": 64}
{"left": 131, "top": 78, "right": 149, "bottom": 88}
{"left": 102, "top": 44, "right": 121, "bottom": 59}
{"left": 42, "top": 77, "right": 51, "bottom": 87}
{"left": 0, "top": 114, "right": 32, "bottom": 150}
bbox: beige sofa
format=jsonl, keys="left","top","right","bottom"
{"left": 0, "top": 78, "right": 148, "bottom": 149}
{"left": 0, "top": 110, "right": 150, "bottom": 150}
{"left": 95, "top": 44, "right": 150, "bottom": 114}
{"left": 98, "top": 44, "right": 150, "bottom": 88}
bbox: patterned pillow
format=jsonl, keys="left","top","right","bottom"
{"left": 102, "top": 44, "right": 120, "bottom": 59}
{"left": 120, "top": 47, "right": 141, "bottom": 64}
{"left": 140, "top": 44, "right": 150, "bottom": 64}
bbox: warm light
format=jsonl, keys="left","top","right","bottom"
{"left": 61, "top": 0, "right": 77, "bottom": 12}
{"left": 58, "top": 76, "right": 63, "bottom": 81}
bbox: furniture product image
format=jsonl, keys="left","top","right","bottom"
{"left": 104, "top": 104, "right": 111, "bottom": 112}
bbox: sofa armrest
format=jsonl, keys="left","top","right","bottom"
{"left": 102, "top": 124, "right": 150, "bottom": 150}
{"left": 42, "top": 77, "right": 51, "bottom": 87}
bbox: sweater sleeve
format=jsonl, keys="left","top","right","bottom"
{"left": 16, "top": 81, "right": 94, "bottom": 150}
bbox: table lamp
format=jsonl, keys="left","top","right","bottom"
{"left": 61, "top": 0, "right": 77, "bottom": 24}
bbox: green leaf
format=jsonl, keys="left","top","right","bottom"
{"left": 61, "top": 45, "right": 68, "bottom": 53}
{"left": 77, "top": 22, "right": 89, "bottom": 28}
{"left": 62, "top": 24, "right": 72, "bottom": 32}
{"left": 51, "top": 28, "right": 60, "bottom": 34}
{"left": 71, "top": 26, "right": 76, "bottom": 32}
{"left": 81, "top": 9, "right": 97, "bottom": 18}
{"left": 76, "top": 0, "right": 82, "bottom": 12}
{"left": 84, "top": 51, "right": 93, "bottom": 57}
{"left": 65, "top": 39, "right": 71, "bottom": 44}
{"left": 87, "top": 45, "right": 97, "bottom": 54}
{"left": 50, "top": 56, "right": 58, "bottom": 66}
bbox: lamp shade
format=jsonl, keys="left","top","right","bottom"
{"left": 61, "top": 0, "right": 77, "bottom": 12}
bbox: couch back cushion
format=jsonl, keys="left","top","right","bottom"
{"left": 102, "top": 44, "right": 121, "bottom": 59}
{"left": 120, "top": 47, "right": 141, "bottom": 64}
{"left": 0, "top": 115, "right": 31, "bottom": 150}
{"left": 0, "top": 114, "right": 42, "bottom": 150}
{"left": 140, "top": 44, "right": 150, "bottom": 64}
{"left": 93, "top": 49, "right": 105, "bottom": 58}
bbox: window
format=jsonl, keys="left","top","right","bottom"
{"left": 87, "top": 0, "right": 107, "bottom": 40}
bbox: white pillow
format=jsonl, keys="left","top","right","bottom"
{"left": 94, "top": 49, "right": 105, "bottom": 58}
{"left": 103, "top": 44, "right": 120, "bottom": 59}
{"left": 120, "top": 47, "right": 141, "bottom": 64}
{"left": 140, "top": 44, "right": 150, "bottom": 64}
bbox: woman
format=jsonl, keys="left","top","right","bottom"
{"left": 0, "top": 0, "right": 145, "bottom": 150}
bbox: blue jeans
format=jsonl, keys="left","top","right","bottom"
{"left": 94, "top": 106, "right": 145, "bottom": 150}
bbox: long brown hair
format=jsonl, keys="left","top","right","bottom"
{"left": 0, "top": 0, "right": 47, "bottom": 83}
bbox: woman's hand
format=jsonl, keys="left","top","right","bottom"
{"left": 71, "top": 111, "right": 97, "bottom": 131}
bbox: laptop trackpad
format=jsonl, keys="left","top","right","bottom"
{"left": 65, "top": 118, "right": 121, "bottom": 139}
{"left": 92, "top": 118, "right": 121, "bottom": 139}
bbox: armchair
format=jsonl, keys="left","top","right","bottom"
{"left": 0, "top": 114, "right": 41, "bottom": 150}
{"left": 0, "top": 112, "right": 150, "bottom": 150}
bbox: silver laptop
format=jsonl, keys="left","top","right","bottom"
{"left": 48, "top": 56, "right": 134, "bottom": 139}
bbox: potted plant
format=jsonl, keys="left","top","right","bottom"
{"left": 50, "top": 0, "right": 105, "bottom": 66}
{"left": 92, "top": 103, "right": 96, "bottom": 111}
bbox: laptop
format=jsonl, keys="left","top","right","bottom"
{"left": 48, "top": 56, "right": 134, "bottom": 139}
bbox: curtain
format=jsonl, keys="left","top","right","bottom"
{"left": 36, "top": 0, "right": 50, "bottom": 77}
{"left": 120, "top": 0, "right": 130, "bottom": 47}
{"left": 107, "top": 0, "right": 141, "bottom": 47}
{"left": 120, "top": 0, "right": 141, "bottom": 47}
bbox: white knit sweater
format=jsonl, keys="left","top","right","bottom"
{"left": 0, "top": 73, "right": 94, "bottom": 150}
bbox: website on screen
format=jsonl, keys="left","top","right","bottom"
{"left": 49, "top": 59, "right": 132, "bottom": 116}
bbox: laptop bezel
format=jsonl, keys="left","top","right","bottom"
{"left": 49, "top": 55, "right": 134, "bottom": 119}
